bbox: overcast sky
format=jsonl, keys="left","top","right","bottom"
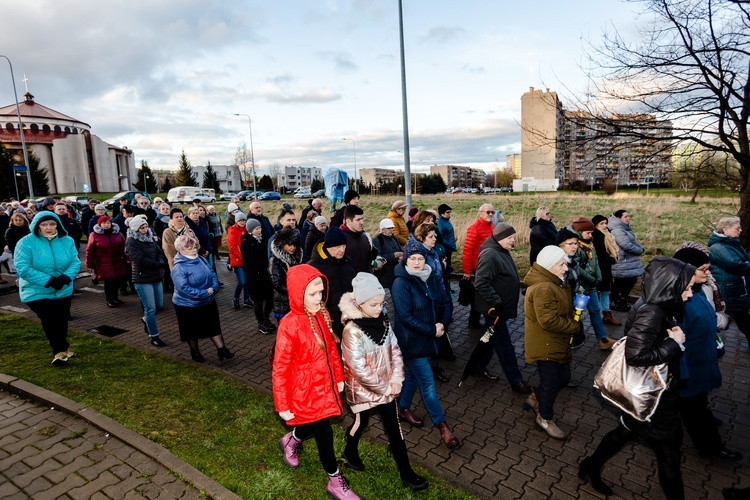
{"left": 1, "top": 0, "right": 643, "bottom": 176}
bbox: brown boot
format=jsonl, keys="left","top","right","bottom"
{"left": 599, "top": 337, "right": 616, "bottom": 350}
{"left": 438, "top": 421, "right": 461, "bottom": 448}
{"left": 602, "top": 311, "right": 622, "bottom": 326}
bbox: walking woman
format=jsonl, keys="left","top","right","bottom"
{"left": 14, "top": 212, "right": 80, "bottom": 365}
{"left": 579, "top": 257, "right": 694, "bottom": 499}
{"left": 226, "top": 212, "right": 251, "bottom": 309}
{"left": 240, "top": 219, "right": 276, "bottom": 335}
{"left": 125, "top": 217, "right": 167, "bottom": 347}
{"left": 392, "top": 239, "right": 459, "bottom": 448}
{"left": 270, "top": 227, "right": 302, "bottom": 320}
{"left": 273, "top": 265, "right": 358, "bottom": 500}
{"left": 5, "top": 212, "right": 30, "bottom": 261}
{"left": 339, "top": 272, "right": 428, "bottom": 490}
{"left": 592, "top": 214, "right": 621, "bottom": 326}
{"left": 171, "top": 234, "right": 233, "bottom": 363}
{"left": 86, "top": 215, "right": 128, "bottom": 308}
{"left": 608, "top": 210, "right": 645, "bottom": 311}
{"left": 523, "top": 246, "right": 580, "bottom": 440}
{"left": 708, "top": 216, "right": 750, "bottom": 347}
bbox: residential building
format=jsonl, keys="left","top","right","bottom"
{"left": 360, "top": 168, "right": 400, "bottom": 189}
{"left": 277, "top": 165, "right": 322, "bottom": 191}
{"left": 430, "top": 164, "right": 484, "bottom": 188}
{"left": 506, "top": 154, "right": 522, "bottom": 179}
{"left": 521, "top": 87, "right": 564, "bottom": 182}
{"left": 0, "top": 92, "right": 135, "bottom": 194}
{"left": 191, "top": 164, "right": 241, "bottom": 193}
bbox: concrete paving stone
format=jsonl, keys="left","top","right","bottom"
{"left": 22, "top": 441, "right": 70, "bottom": 468}
{"left": 68, "top": 470, "right": 120, "bottom": 500}
{"left": 0, "top": 422, "right": 26, "bottom": 440}
{"left": 44, "top": 455, "right": 95, "bottom": 483}
{"left": 0, "top": 447, "right": 36, "bottom": 473}
{"left": 77, "top": 454, "right": 124, "bottom": 482}
{"left": 101, "top": 473, "right": 150, "bottom": 498}
{"left": 89, "top": 492, "right": 110, "bottom": 500}
{"left": 13, "top": 456, "right": 63, "bottom": 488}
{"left": 502, "top": 468, "right": 535, "bottom": 495}
{"left": 0, "top": 480, "right": 23, "bottom": 498}
{"left": 23, "top": 475, "right": 54, "bottom": 496}
{"left": 109, "top": 462, "right": 138, "bottom": 480}
{"left": 53, "top": 439, "right": 94, "bottom": 465}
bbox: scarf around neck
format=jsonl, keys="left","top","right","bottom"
{"left": 405, "top": 263, "right": 432, "bottom": 282}
{"left": 356, "top": 312, "right": 389, "bottom": 346}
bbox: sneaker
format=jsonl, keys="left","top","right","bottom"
{"left": 51, "top": 352, "right": 69, "bottom": 365}
{"left": 599, "top": 337, "right": 616, "bottom": 350}
{"left": 264, "top": 320, "right": 277, "bottom": 331}
{"left": 326, "top": 472, "right": 360, "bottom": 500}
{"left": 259, "top": 323, "right": 271, "bottom": 335}
{"left": 150, "top": 336, "right": 168, "bottom": 348}
{"left": 64, "top": 350, "right": 76, "bottom": 359}
{"left": 243, "top": 299, "right": 254, "bottom": 308}
{"left": 536, "top": 414, "right": 567, "bottom": 440}
{"left": 279, "top": 432, "right": 303, "bottom": 467}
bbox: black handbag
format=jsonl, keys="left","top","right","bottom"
{"left": 458, "top": 279, "right": 475, "bottom": 306}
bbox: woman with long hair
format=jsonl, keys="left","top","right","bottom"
{"left": 241, "top": 219, "right": 276, "bottom": 335}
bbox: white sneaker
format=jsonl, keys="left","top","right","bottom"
{"left": 51, "top": 352, "right": 69, "bottom": 365}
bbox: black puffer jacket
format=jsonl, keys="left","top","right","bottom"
{"left": 308, "top": 242, "right": 357, "bottom": 337}
{"left": 5, "top": 224, "right": 30, "bottom": 253}
{"left": 125, "top": 229, "right": 164, "bottom": 284}
{"left": 240, "top": 233, "right": 274, "bottom": 302}
{"left": 270, "top": 236, "right": 302, "bottom": 314}
{"left": 528, "top": 217, "right": 557, "bottom": 266}
{"left": 473, "top": 237, "right": 521, "bottom": 319}
{"left": 621, "top": 257, "right": 695, "bottom": 441}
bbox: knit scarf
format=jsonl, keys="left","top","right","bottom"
{"left": 579, "top": 240, "right": 594, "bottom": 260}
{"left": 355, "top": 313, "right": 389, "bottom": 346}
{"left": 602, "top": 230, "right": 619, "bottom": 261}
{"left": 405, "top": 263, "right": 432, "bottom": 282}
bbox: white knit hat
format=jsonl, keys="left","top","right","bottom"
{"left": 314, "top": 215, "right": 327, "bottom": 227}
{"left": 352, "top": 272, "right": 385, "bottom": 305}
{"left": 536, "top": 245, "right": 567, "bottom": 271}
{"left": 228, "top": 203, "right": 239, "bottom": 212}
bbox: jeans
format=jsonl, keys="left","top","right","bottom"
{"left": 585, "top": 290, "right": 608, "bottom": 340}
{"left": 27, "top": 296, "right": 72, "bottom": 355}
{"left": 478, "top": 318, "right": 524, "bottom": 384}
{"left": 399, "top": 356, "right": 446, "bottom": 426}
{"left": 598, "top": 290, "right": 611, "bottom": 312}
{"left": 134, "top": 282, "right": 164, "bottom": 337}
{"left": 536, "top": 361, "right": 571, "bottom": 420}
{"left": 233, "top": 266, "right": 249, "bottom": 301}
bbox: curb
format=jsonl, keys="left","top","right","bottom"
{"left": 0, "top": 372, "right": 240, "bottom": 500}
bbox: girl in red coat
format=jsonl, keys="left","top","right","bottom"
{"left": 86, "top": 215, "right": 128, "bottom": 307}
{"left": 272, "top": 264, "right": 359, "bottom": 500}
{"left": 226, "top": 212, "right": 250, "bottom": 309}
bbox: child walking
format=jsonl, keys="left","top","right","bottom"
{"left": 272, "top": 264, "right": 359, "bottom": 500}
{"left": 339, "top": 273, "right": 428, "bottom": 491}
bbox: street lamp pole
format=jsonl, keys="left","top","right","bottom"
{"left": 1, "top": 55, "right": 34, "bottom": 199}
{"left": 342, "top": 138, "right": 357, "bottom": 189}
{"left": 397, "top": 0, "right": 412, "bottom": 210}
{"left": 234, "top": 113, "right": 257, "bottom": 200}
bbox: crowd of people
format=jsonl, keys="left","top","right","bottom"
{"left": 1, "top": 190, "right": 747, "bottom": 499}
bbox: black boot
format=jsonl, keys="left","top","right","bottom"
{"left": 578, "top": 457, "right": 613, "bottom": 496}
{"left": 400, "top": 468, "right": 428, "bottom": 491}
{"left": 217, "top": 346, "right": 234, "bottom": 361}
{"left": 190, "top": 349, "right": 205, "bottom": 363}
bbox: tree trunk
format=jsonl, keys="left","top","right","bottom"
{"left": 690, "top": 186, "right": 700, "bottom": 203}
{"left": 739, "top": 185, "right": 750, "bottom": 250}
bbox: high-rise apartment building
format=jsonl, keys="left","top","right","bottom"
{"left": 277, "top": 166, "right": 322, "bottom": 190}
{"left": 521, "top": 87, "right": 563, "bottom": 181}
{"left": 506, "top": 154, "right": 522, "bottom": 179}
{"left": 430, "top": 164, "right": 484, "bottom": 188}
{"left": 360, "top": 168, "right": 401, "bottom": 188}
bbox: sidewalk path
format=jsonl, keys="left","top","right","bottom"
{"left": 0, "top": 256, "right": 748, "bottom": 499}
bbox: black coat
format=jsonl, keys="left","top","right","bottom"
{"left": 240, "top": 233, "right": 274, "bottom": 302}
{"left": 0, "top": 214, "right": 9, "bottom": 248}
{"left": 5, "top": 224, "right": 30, "bottom": 253}
{"left": 308, "top": 245, "right": 357, "bottom": 336}
{"left": 126, "top": 231, "right": 164, "bottom": 284}
{"left": 304, "top": 227, "right": 325, "bottom": 263}
{"left": 592, "top": 229, "right": 615, "bottom": 292}
{"left": 474, "top": 238, "right": 521, "bottom": 319}
{"left": 621, "top": 257, "right": 695, "bottom": 441}
{"left": 528, "top": 217, "right": 557, "bottom": 266}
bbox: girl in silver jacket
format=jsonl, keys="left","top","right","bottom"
{"left": 339, "top": 272, "right": 427, "bottom": 491}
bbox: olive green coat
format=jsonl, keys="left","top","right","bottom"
{"left": 523, "top": 263, "right": 580, "bottom": 364}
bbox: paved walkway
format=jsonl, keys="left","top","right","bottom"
{"left": 1, "top": 255, "right": 748, "bottom": 499}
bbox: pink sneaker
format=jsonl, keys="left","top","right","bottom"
{"left": 326, "top": 472, "right": 360, "bottom": 500}
{"left": 279, "top": 432, "right": 302, "bottom": 467}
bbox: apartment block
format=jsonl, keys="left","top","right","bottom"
{"left": 277, "top": 166, "right": 323, "bottom": 190}
{"left": 360, "top": 168, "right": 401, "bottom": 188}
{"left": 430, "top": 164, "right": 484, "bottom": 188}
{"left": 192, "top": 164, "right": 241, "bottom": 192}
{"left": 506, "top": 154, "right": 522, "bottom": 179}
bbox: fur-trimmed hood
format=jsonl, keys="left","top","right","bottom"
{"left": 271, "top": 235, "right": 302, "bottom": 265}
{"left": 127, "top": 226, "right": 155, "bottom": 242}
{"left": 92, "top": 223, "right": 121, "bottom": 235}
{"left": 338, "top": 291, "right": 364, "bottom": 322}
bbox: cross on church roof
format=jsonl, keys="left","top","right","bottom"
{"left": 22, "top": 74, "right": 29, "bottom": 93}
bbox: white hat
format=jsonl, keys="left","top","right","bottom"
{"left": 379, "top": 218, "right": 395, "bottom": 230}
{"left": 153, "top": 197, "right": 163, "bottom": 203}
{"left": 352, "top": 272, "right": 385, "bottom": 305}
{"left": 228, "top": 203, "right": 239, "bottom": 212}
{"left": 536, "top": 245, "right": 567, "bottom": 271}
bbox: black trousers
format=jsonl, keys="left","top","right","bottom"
{"left": 536, "top": 361, "right": 571, "bottom": 421}
{"left": 611, "top": 277, "right": 638, "bottom": 304}
{"left": 294, "top": 418, "right": 338, "bottom": 474}
{"left": 679, "top": 392, "right": 723, "bottom": 454}
{"left": 346, "top": 400, "right": 413, "bottom": 477}
{"left": 27, "top": 296, "right": 72, "bottom": 355}
{"left": 728, "top": 309, "right": 750, "bottom": 345}
{"left": 253, "top": 298, "right": 273, "bottom": 324}
{"left": 103, "top": 278, "right": 122, "bottom": 302}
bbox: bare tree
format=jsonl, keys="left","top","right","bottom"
{"left": 671, "top": 142, "right": 741, "bottom": 201}
{"left": 233, "top": 143, "right": 251, "bottom": 189}
{"left": 269, "top": 163, "right": 282, "bottom": 192}
{"left": 582, "top": 0, "right": 750, "bottom": 241}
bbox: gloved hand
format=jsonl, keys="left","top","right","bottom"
{"left": 46, "top": 277, "right": 64, "bottom": 290}
{"left": 279, "top": 410, "right": 295, "bottom": 421}
{"left": 58, "top": 275, "right": 72, "bottom": 285}
{"left": 45, "top": 277, "right": 57, "bottom": 288}
{"left": 337, "top": 381, "right": 345, "bottom": 393}
{"left": 592, "top": 279, "right": 600, "bottom": 288}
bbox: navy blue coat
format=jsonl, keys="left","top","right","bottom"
{"left": 677, "top": 288, "right": 721, "bottom": 398}
{"left": 390, "top": 261, "right": 451, "bottom": 359}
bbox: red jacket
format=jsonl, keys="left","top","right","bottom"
{"left": 226, "top": 224, "right": 246, "bottom": 267}
{"left": 462, "top": 218, "right": 494, "bottom": 274}
{"left": 272, "top": 264, "right": 345, "bottom": 426}
{"left": 86, "top": 224, "right": 127, "bottom": 280}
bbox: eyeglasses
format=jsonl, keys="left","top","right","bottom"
{"left": 183, "top": 241, "right": 196, "bottom": 249}
{"left": 484, "top": 210, "right": 495, "bottom": 215}
{"left": 696, "top": 265, "right": 711, "bottom": 273}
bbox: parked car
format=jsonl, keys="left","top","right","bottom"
{"left": 220, "top": 192, "right": 238, "bottom": 201}
{"left": 258, "top": 191, "right": 281, "bottom": 201}
{"left": 499, "top": 186, "right": 513, "bottom": 193}
{"left": 312, "top": 189, "right": 326, "bottom": 197}
{"left": 166, "top": 186, "right": 215, "bottom": 204}
{"left": 191, "top": 192, "right": 216, "bottom": 203}
{"left": 293, "top": 189, "right": 312, "bottom": 199}
{"left": 238, "top": 190, "right": 265, "bottom": 201}
{"left": 65, "top": 195, "right": 90, "bottom": 209}
{"left": 103, "top": 191, "right": 151, "bottom": 210}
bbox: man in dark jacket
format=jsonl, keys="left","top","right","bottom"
{"left": 54, "top": 203, "right": 82, "bottom": 250}
{"left": 330, "top": 189, "right": 359, "bottom": 227}
{"left": 299, "top": 198, "right": 323, "bottom": 229}
{"left": 247, "top": 201, "right": 275, "bottom": 246}
{"left": 341, "top": 205, "right": 374, "bottom": 274}
{"left": 473, "top": 223, "right": 532, "bottom": 393}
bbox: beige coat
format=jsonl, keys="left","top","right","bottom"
{"left": 161, "top": 220, "right": 198, "bottom": 270}
{"left": 339, "top": 292, "right": 405, "bottom": 413}
{"left": 387, "top": 210, "right": 409, "bottom": 246}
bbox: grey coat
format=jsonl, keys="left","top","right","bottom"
{"left": 608, "top": 215, "right": 644, "bottom": 279}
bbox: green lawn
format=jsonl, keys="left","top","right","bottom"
{"left": 0, "top": 314, "right": 473, "bottom": 500}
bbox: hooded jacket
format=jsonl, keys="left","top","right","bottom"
{"left": 240, "top": 232, "right": 274, "bottom": 302}
{"left": 86, "top": 223, "right": 127, "bottom": 281}
{"left": 608, "top": 215, "right": 644, "bottom": 278}
{"left": 387, "top": 209, "right": 410, "bottom": 246}
{"left": 14, "top": 212, "right": 81, "bottom": 303}
{"left": 436, "top": 214, "right": 457, "bottom": 253}
{"left": 308, "top": 242, "right": 357, "bottom": 336}
{"left": 303, "top": 225, "right": 325, "bottom": 263}
{"left": 339, "top": 292, "right": 405, "bottom": 413}
{"left": 621, "top": 257, "right": 694, "bottom": 441}
{"left": 707, "top": 231, "right": 750, "bottom": 311}
{"left": 272, "top": 265, "right": 345, "bottom": 425}
{"left": 226, "top": 223, "right": 246, "bottom": 267}
{"left": 270, "top": 234, "right": 302, "bottom": 314}
{"left": 462, "top": 217, "right": 494, "bottom": 274}
{"left": 125, "top": 227, "right": 164, "bottom": 284}
{"left": 523, "top": 263, "right": 579, "bottom": 364}
{"left": 528, "top": 217, "right": 558, "bottom": 266}
{"left": 170, "top": 253, "right": 219, "bottom": 308}
{"left": 473, "top": 237, "right": 521, "bottom": 319}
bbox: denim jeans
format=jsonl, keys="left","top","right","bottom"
{"left": 134, "top": 282, "right": 163, "bottom": 337}
{"left": 598, "top": 290, "right": 611, "bottom": 312}
{"left": 399, "top": 356, "right": 446, "bottom": 426}
{"left": 478, "top": 318, "right": 524, "bottom": 385}
{"left": 536, "top": 360, "right": 571, "bottom": 420}
{"left": 585, "top": 290, "right": 607, "bottom": 340}
{"left": 233, "top": 266, "right": 249, "bottom": 301}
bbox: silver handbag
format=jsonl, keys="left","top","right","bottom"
{"left": 593, "top": 337, "right": 670, "bottom": 422}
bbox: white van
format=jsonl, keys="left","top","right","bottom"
{"left": 167, "top": 186, "right": 215, "bottom": 204}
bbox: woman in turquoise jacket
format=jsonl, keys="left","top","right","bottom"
{"left": 14, "top": 212, "right": 81, "bottom": 365}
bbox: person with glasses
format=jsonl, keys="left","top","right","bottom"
{"left": 529, "top": 206, "right": 557, "bottom": 266}
{"left": 134, "top": 198, "right": 156, "bottom": 225}
{"left": 673, "top": 247, "right": 742, "bottom": 462}
{"left": 708, "top": 216, "right": 750, "bottom": 347}
{"left": 462, "top": 204, "right": 496, "bottom": 328}
{"left": 557, "top": 228, "right": 585, "bottom": 347}
{"left": 387, "top": 200, "right": 409, "bottom": 245}
{"left": 338, "top": 272, "right": 428, "bottom": 491}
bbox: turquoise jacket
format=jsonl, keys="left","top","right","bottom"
{"left": 15, "top": 212, "right": 81, "bottom": 303}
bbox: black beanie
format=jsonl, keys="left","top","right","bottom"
{"left": 591, "top": 214, "right": 607, "bottom": 227}
{"left": 324, "top": 226, "right": 347, "bottom": 248}
{"left": 673, "top": 247, "right": 710, "bottom": 268}
{"left": 438, "top": 203, "right": 452, "bottom": 215}
{"left": 344, "top": 190, "right": 359, "bottom": 204}
{"left": 555, "top": 228, "right": 578, "bottom": 246}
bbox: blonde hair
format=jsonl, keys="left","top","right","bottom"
{"left": 716, "top": 216, "right": 741, "bottom": 234}
{"left": 174, "top": 234, "right": 197, "bottom": 253}
{"left": 10, "top": 213, "right": 29, "bottom": 226}
{"left": 187, "top": 206, "right": 200, "bottom": 216}
{"left": 536, "top": 206, "right": 549, "bottom": 219}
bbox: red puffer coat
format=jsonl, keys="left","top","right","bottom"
{"left": 272, "top": 264, "right": 345, "bottom": 426}
{"left": 462, "top": 217, "right": 494, "bottom": 274}
{"left": 86, "top": 224, "right": 127, "bottom": 280}
{"left": 226, "top": 223, "right": 246, "bottom": 267}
